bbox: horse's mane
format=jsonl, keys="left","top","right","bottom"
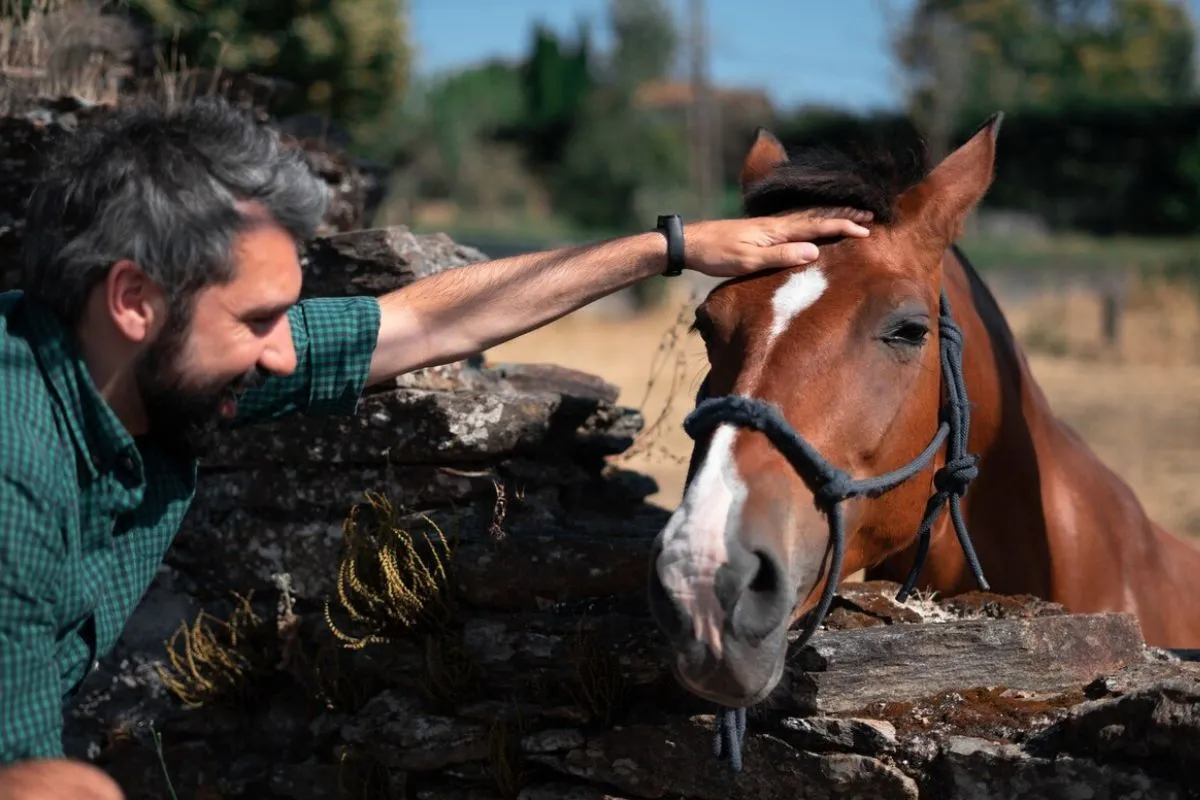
{"left": 742, "top": 135, "right": 931, "bottom": 224}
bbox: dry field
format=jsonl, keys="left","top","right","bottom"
{"left": 487, "top": 274, "right": 1200, "bottom": 540}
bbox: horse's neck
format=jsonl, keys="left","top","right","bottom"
{"left": 892, "top": 246, "right": 1065, "bottom": 597}
{"left": 946, "top": 244, "right": 1053, "bottom": 468}
{"left": 943, "top": 248, "right": 1200, "bottom": 647}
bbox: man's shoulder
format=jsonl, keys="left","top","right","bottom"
{"left": 0, "top": 290, "right": 50, "bottom": 405}
{"left": 0, "top": 291, "right": 74, "bottom": 490}
{"left": 0, "top": 291, "right": 45, "bottom": 400}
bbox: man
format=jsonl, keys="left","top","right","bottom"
{"left": 0, "top": 95, "right": 871, "bottom": 798}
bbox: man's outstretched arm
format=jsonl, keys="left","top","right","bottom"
{"left": 364, "top": 211, "right": 872, "bottom": 386}
{"left": 231, "top": 210, "right": 869, "bottom": 425}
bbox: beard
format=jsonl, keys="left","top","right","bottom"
{"left": 133, "top": 318, "right": 264, "bottom": 461}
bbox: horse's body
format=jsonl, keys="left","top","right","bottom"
{"left": 868, "top": 242, "right": 1200, "bottom": 648}
{"left": 647, "top": 115, "right": 1200, "bottom": 713}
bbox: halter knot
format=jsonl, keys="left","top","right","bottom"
{"left": 934, "top": 454, "right": 979, "bottom": 495}
{"left": 938, "top": 316, "right": 965, "bottom": 350}
{"left": 814, "top": 472, "right": 854, "bottom": 506}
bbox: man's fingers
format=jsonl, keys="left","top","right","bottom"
{"left": 757, "top": 241, "right": 820, "bottom": 270}
{"left": 773, "top": 211, "right": 873, "bottom": 241}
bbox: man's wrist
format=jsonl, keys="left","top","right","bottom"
{"left": 654, "top": 214, "right": 685, "bottom": 277}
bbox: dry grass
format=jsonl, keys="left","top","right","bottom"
{"left": 486, "top": 275, "right": 1200, "bottom": 539}
{"left": 415, "top": 629, "right": 483, "bottom": 713}
{"left": 155, "top": 590, "right": 276, "bottom": 709}
{"left": 0, "top": 0, "right": 232, "bottom": 114}
{"left": 486, "top": 710, "right": 534, "bottom": 800}
{"left": 1, "top": 0, "right": 132, "bottom": 110}
{"left": 323, "top": 492, "right": 457, "bottom": 650}
{"left": 489, "top": 280, "right": 710, "bottom": 509}
{"left": 566, "top": 618, "right": 628, "bottom": 727}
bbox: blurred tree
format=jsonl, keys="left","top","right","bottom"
{"left": 543, "top": 0, "right": 688, "bottom": 231}
{"left": 607, "top": 0, "right": 679, "bottom": 91}
{"left": 891, "top": 0, "right": 1198, "bottom": 151}
{"left": 513, "top": 20, "right": 594, "bottom": 171}
{"left": 125, "top": 0, "right": 412, "bottom": 151}
{"left": 381, "top": 0, "right": 689, "bottom": 242}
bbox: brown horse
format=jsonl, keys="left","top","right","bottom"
{"left": 646, "top": 114, "right": 1200, "bottom": 717}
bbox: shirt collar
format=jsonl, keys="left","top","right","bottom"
{"left": 20, "top": 295, "right": 141, "bottom": 483}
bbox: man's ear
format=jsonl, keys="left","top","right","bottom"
{"left": 103, "top": 260, "right": 163, "bottom": 344}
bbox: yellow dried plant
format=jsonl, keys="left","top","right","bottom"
{"left": 323, "top": 491, "right": 457, "bottom": 649}
{"left": 155, "top": 590, "right": 275, "bottom": 709}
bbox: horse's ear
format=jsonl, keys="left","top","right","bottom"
{"left": 740, "top": 127, "right": 789, "bottom": 192}
{"left": 898, "top": 112, "right": 1003, "bottom": 243}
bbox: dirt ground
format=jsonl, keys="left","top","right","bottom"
{"left": 486, "top": 274, "right": 1200, "bottom": 540}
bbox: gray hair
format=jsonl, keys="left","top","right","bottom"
{"left": 20, "top": 95, "right": 330, "bottom": 326}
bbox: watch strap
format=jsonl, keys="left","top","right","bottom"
{"left": 655, "top": 214, "right": 685, "bottom": 277}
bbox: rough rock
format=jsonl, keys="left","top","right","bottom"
{"left": 1028, "top": 676, "right": 1200, "bottom": 787}
{"left": 536, "top": 717, "right": 920, "bottom": 800}
{"left": 298, "top": 225, "right": 491, "bottom": 299}
{"left": 197, "top": 385, "right": 640, "bottom": 468}
{"left": 341, "top": 692, "right": 490, "bottom": 772}
{"left": 786, "top": 611, "right": 1146, "bottom": 714}
{"left": 518, "top": 785, "right": 635, "bottom": 800}
{"left": 777, "top": 716, "right": 899, "bottom": 755}
{"left": 935, "top": 735, "right": 1188, "bottom": 799}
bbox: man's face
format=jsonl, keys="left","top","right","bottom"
{"left": 135, "top": 219, "right": 303, "bottom": 456}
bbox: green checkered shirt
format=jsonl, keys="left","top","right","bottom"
{"left": 0, "top": 289, "right": 381, "bottom": 762}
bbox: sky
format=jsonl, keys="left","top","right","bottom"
{"left": 408, "top": 0, "right": 1200, "bottom": 114}
{"left": 408, "top": 0, "right": 917, "bottom": 113}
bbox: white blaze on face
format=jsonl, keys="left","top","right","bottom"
{"left": 657, "top": 266, "right": 830, "bottom": 659}
{"left": 768, "top": 267, "right": 828, "bottom": 343}
{"left": 658, "top": 424, "right": 745, "bottom": 659}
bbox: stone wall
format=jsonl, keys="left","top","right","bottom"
{"left": 3, "top": 95, "right": 1199, "bottom": 800}
{"left": 61, "top": 224, "right": 1200, "bottom": 800}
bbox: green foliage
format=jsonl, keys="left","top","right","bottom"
{"left": 382, "top": 0, "right": 690, "bottom": 237}
{"left": 125, "top": 0, "right": 411, "bottom": 134}
{"left": 774, "top": 99, "right": 1200, "bottom": 236}
{"left": 509, "top": 21, "right": 594, "bottom": 172}
{"left": 607, "top": 0, "right": 678, "bottom": 91}
{"left": 893, "top": 0, "right": 1198, "bottom": 137}
{"left": 550, "top": 87, "right": 690, "bottom": 230}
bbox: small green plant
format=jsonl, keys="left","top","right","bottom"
{"left": 416, "top": 631, "right": 483, "bottom": 713}
{"left": 566, "top": 619, "right": 628, "bottom": 727}
{"left": 323, "top": 491, "right": 457, "bottom": 649}
{"left": 300, "top": 639, "right": 384, "bottom": 715}
{"left": 149, "top": 723, "right": 180, "bottom": 800}
{"left": 486, "top": 709, "right": 533, "bottom": 800}
{"left": 337, "top": 745, "right": 399, "bottom": 800}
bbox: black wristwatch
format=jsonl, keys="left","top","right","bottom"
{"left": 655, "top": 214, "right": 685, "bottom": 277}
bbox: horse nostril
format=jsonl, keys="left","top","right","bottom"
{"left": 748, "top": 550, "right": 780, "bottom": 595}
{"left": 728, "top": 546, "right": 790, "bottom": 643}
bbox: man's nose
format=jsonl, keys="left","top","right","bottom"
{"left": 258, "top": 316, "right": 297, "bottom": 377}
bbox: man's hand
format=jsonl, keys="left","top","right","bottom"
{"left": 682, "top": 210, "right": 873, "bottom": 278}
{"left": 0, "top": 759, "right": 124, "bottom": 800}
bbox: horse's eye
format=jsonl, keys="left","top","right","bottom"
{"left": 883, "top": 321, "right": 929, "bottom": 348}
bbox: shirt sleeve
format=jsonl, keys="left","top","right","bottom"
{"left": 0, "top": 468, "right": 66, "bottom": 762}
{"left": 230, "top": 295, "right": 382, "bottom": 427}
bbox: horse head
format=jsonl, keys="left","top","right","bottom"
{"left": 647, "top": 114, "right": 1002, "bottom": 709}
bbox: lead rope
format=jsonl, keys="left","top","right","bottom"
{"left": 683, "top": 289, "right": 990, "bottom": 772}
